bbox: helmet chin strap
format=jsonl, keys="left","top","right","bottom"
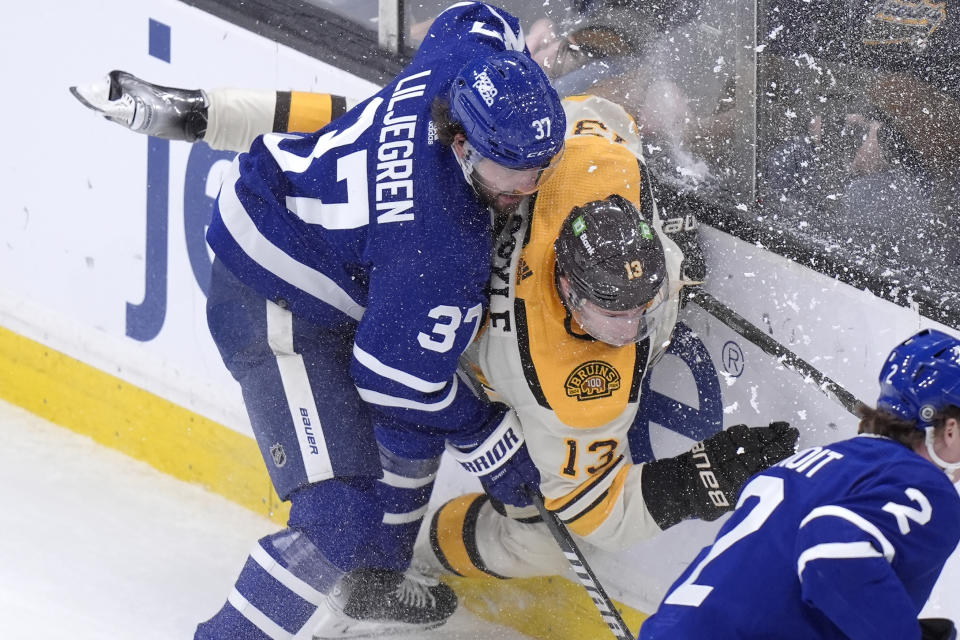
{"left": 924, "top": 427, "right": 960, "bottom": 476}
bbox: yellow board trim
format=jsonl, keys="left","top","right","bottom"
{"left": 448, "top": 575, "right": 647, "bottom": 639}
{"left": 0, "top": 324, "right": 650, "bottom": 639}
{"left": 0, "top": 324, "right": 288, "bottom": 523}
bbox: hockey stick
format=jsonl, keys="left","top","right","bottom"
{"left": 523, "top": 486, "right": 634, "bottom": 640}
{"left": 689, "top": 288, "right": 864, "bottom": 417}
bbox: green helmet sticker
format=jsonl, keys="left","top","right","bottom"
{"left": 572, "top": 216, "right": 587, "bottom": 236}
{"left": 639, "top": 221, "right": 653, "bottom": 240}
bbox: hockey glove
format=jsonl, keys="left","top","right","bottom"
{"left": 920, "top": 619, "right": 957, "bottom": 640}
{"left": 641, "top": 421, "right": 799, "bottom": 529}
{"left": 447, "top": 408, "right": 540, "bottom": 507}
{"left": 70, "top": 70, "right": 208, "bottom": 142}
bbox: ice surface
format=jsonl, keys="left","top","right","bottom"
{"left": 0, "top": 400, "right": 531, "bottom": 640}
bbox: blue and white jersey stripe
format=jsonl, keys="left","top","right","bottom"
{"left": 641, "top": 436, "right": 960, "bottom": 640}
{"left": 207, "top": 2, "right": 529, "bottom": 434}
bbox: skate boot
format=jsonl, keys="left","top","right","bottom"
{"left": 70, "top": 70, "right": 208, "bottom": 141}
{"left": 312, "top": 568, "right": 458, "bottom": 639}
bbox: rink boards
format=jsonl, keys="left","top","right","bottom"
{"left": 0, "top": 0, "right": 957, "bottom": 637}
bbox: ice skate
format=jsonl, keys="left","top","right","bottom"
{"left": 70, "top": 70, "right": 207, "bottom": 141}
{"left": 312, "top": 568, "right": 457, "bottom": 639}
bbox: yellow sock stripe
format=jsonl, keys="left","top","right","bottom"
{"left": 432, "top": 494, "right": 491, "bottom": 579}
{"left": 566, "top": 464, "right": 631, "bottom": 537}
{"left": 0, "top": 324, "right": 288, "bottom": 524}
{"left": 287, "top": 92, "right": 336, "bottom": 134}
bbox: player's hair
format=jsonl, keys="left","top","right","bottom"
{"left": 431, "top": 98, "right": 465, "bottom": 147}
{"left": 858, "top": 403, "right": 960, "bottom": 446}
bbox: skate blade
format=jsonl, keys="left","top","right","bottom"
{"left": 312, "top": 618, "right": 446, "bottom": 639}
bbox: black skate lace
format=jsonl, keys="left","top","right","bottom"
{"left": 392, "top": 571, "right": 439, "bottom": 609}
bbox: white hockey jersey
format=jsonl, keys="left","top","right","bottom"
{"left": 466, "top": 95, "right": 685, "bottom": 550}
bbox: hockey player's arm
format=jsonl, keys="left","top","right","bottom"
{"left": 794, "top": 506, "right": 924, "bottom": 640}
{"left": 640, "top": 422, "right": 799, "bottom": 529}
{"left": 794, "top": 482, "right": 960, "bottom": 640}
{"left": 643, "top": 161, "right": 705, "bottom": 284}
{"left": 537, "top": 422, "right": 797, "bottom": 549}
{"left": 446, "top": 405, "right": 541, "bottom": 507}
{"left": 70, "top": 70, "right": 357, "bottom": 151}
{"left": 351, "top": 351, "right": 540, "bottom": 507}
{"left": 349, "top": 229, "right": 542, "bottom": 509}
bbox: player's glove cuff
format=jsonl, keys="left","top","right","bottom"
{"left": 447, "top": 410, "right": 540, "bottom": 507}
{"left": 446, "top": 411, "right": 525, "bottom": 477}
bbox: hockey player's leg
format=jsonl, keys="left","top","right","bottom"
{"left": 416, "top": 493, "right": 569, "bottom": 579}
{"left": 71, "top": 71, "right": 359, "bottom": 151}
{"left": 195, "top": 479, "right": 380, "bottom": 640}
{"left": 368, "top": 425, "right": 446, "bottom": 572}
{"left": 203, "top": 260, "right": 456, "bottom": 639}
{"left": 194, "top": 475, "right": 457, "bottom": 640}
{"left": 309, "top": 425, "right": 457, "bottom": 638}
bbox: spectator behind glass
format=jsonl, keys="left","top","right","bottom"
{"left": 757, "top": 0, "right": 960, "bottom": 270}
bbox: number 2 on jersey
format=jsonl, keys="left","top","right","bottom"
{"left": 663, "top": 475, "right": 785, "bottom": 607}
{"left": 662, "top": 476, "right": 936, "bottom": 608}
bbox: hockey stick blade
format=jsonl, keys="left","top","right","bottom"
{"left": 523, "top": 486, "right": 634, "bottom": 640}
{"left": 690, "top": 288, "right": 864, "bottom": 417}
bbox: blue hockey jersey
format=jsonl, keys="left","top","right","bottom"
{"left": 206, "top": 3, "right": 528, "bottom": 436}
{"left": 640, "top": 435, "right": 960, "bottom": 640}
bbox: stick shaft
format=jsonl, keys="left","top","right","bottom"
{"left": 690, "top": 289, "right": 864, "bottom": 417}
{"left": 525, "top": 487, "right": 634, "bottom": 639}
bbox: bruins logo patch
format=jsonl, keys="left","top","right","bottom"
{"left": 565, "top": 361, "right": 622, "bottom": 400}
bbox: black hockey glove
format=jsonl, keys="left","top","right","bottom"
{"left": 70, "top": 70, "right": 208, "bottom": 142}
{"left": 641, "top": 422, "right": 799, "bottom": 530}
{"left": 447, "top": 408, "right": 540, "bottom": 507}
{"left": 920, "top": 618, "right": 957, "bottom": 640}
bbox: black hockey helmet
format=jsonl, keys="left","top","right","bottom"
{"left": 555, "top": 194, "right": 667, "bottom": 311}
{"left": 554, "top": 194, "right": 671, "bottom": 346}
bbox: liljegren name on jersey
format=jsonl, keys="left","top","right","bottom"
{"left": 374, "top": 70, "right": 432, "bottom": 224}
{"left": 488, "top": 209, "right": 526, "bottom": 333}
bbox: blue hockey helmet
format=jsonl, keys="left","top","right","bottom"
{"left": 450, "top": 50, "right": 565, "bottom": 172}
{"left": 877, "top": 329, "right": 960, "bottom": 428}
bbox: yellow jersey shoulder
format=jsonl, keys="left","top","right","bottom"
{"left": 513, "top": 100, "right": 651, "bottom": 429}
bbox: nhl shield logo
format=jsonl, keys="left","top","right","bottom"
{"left": 565, "top": 360, "right": 622, "bottom": 400}
{"left": 270, "top": 443, "right": 287, "bottom": 468}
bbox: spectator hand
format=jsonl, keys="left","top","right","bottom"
{"left": 526, "top": 19, "right": 565, "bottom": 75}
{"left": 525, "top": 18, "right": 598, "bottom": 79}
